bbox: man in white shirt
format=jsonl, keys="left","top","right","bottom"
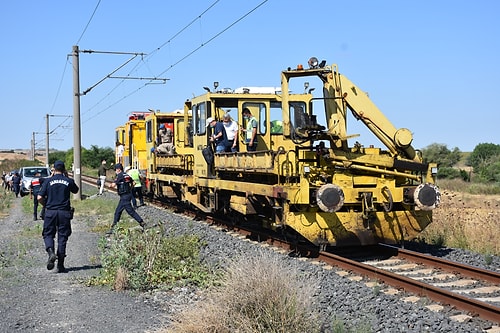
{"left": 223, "top": 113, "right": 239, "bottom": 152}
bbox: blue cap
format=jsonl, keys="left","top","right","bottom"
{"left": 54, "top": 160, "right": 65, "bottom": 170}
{"left": 159, "top": 124, "right": 165, "bottom": 129}
{"left": 114, "top": 163, "right": 123, "bottom": 170}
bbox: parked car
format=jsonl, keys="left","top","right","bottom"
{"left": 19, "top": 166, "right": 52, "bottom": 197}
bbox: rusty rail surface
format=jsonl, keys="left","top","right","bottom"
{"left": 379, "top": 243, "right": 500, "bottom": 284}
{"left": 317, "top": 249, "right": 500, "bottom": 323}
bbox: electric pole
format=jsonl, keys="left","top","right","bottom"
{"left": 72, "top": 45, "right": 82, "bottom": 200}
{"left": 45, "top": 114, "right": 50, "bottom": 167}
{"left": 71, "top": 45, "right": 166, "bottom": 200}
{"left": 31, "top": 132, "right": 35, "bottom": 161}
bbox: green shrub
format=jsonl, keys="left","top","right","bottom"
{"left": 89, "top": 226, "right": 212, "bottom": 291}
{"left": 437, "top": 167, "right": 461, "bottom": 179}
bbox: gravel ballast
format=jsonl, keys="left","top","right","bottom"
{"left": 0, "top": 185, "right": 498, "bottom": 332}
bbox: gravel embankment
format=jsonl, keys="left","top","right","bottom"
{"left": 0, "top": 184, "right": 498, "bottom": 332}
{"left": 144, "top": 205, "right": 499, "bottom": 332}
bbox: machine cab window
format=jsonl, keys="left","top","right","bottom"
{"left": 270, "top": 102, "right": 283, "bottom": 135}
{"left": 192, "top": 102, "right": 210, "bottom": 136}
{"left": 241, "top": 102, "right": 267, "bottom": 135}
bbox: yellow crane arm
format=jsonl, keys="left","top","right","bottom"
{"left": 332, "top": 69, "right": 419, "bottom": 161}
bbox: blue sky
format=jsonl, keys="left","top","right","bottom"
{"left": 1, "top": 0, "right": 498, "bottom": 153}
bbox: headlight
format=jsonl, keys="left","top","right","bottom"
{"left": 308, "top": 57, "right": 319, "bottom": 68}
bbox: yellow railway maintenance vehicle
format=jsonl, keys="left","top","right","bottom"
{"left": 115, "top": 124, "right": 125, "bottom": 164}
{"left": 145, "top": 57, "right": 440, "bottom": 248}
{"left": 144, "top": 110, "right": 193, "bottom": 194}
{"left": 115, "top": 111, "right": 152, "bottom": 172}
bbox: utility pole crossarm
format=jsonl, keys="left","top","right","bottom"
{"left": 81, "top": 53, "right": 140, "bottom": 96}
{"left": 108, "top": 76, "right": 168, "bottom": 82}
{"left": 80, "top": 49, "right": 146, "bottom": 56}
{"left": 71, "top": 45, "right": 164, "bottom": 200}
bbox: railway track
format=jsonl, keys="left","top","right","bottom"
{"left": 319, "top": 245, "right": 500, "bottom": 324}
{"left": 80, "top": 173, "right": 500, "bottom": 325}
{"left": 80, "top": 174, "right": 115, "bottom": 192}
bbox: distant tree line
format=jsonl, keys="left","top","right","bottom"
{"left": 48, "top": 145, "right": 115, "bottom": 170}
{"left": 421, "top": 142, "right": 500, "bottom": 184}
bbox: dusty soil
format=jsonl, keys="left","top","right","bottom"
{"left": 435, "top": 190, "right": 500, "bottom": 224}
{"left": 0, "top": 196, "right": 167, "bottom": 332}
{"left": 0, "top": 151, "right": 32, "bottom": 161}
{"left": 425, "top": 190, "right": 500, "bottom": 255}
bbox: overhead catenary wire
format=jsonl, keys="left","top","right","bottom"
{"left": 81, "top": 0, "right": 222, "bottom": 122}
{"left": 75, "top": 0, "right": 101, "bottom": 46}
{"left": 81, "top": 0, "right": 269, "bottom": 125}
{"left": 54, "top": 0, "right": 269, "bottom": 143}
{"left": 35, "top": 0, "right": 102, "bottom": 147}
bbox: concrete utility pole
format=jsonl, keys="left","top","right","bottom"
{"left": 71, "top": 45, "right": 166, "bottom": 200}
{"left": 31, "top": 132, "right": 35, "bottom": 161}
{"left": 46, "top": 114, "right": 50, "bottom": 168}
{"left": 72, "top": 45, "right": 82, "bottom": 200}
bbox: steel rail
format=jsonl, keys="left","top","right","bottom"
{"left": 379, "top": 243, "right": 500, "bottom": 284}
{"left": 318, "top": 250, "right": 500, "bottom": 323}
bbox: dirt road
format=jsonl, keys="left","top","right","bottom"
{"left": 0, "top": 197, "right": 167, "bottom": 332}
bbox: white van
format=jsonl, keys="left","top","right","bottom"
{"left": 19, "top": 166, "right": 52, "bottom": 197}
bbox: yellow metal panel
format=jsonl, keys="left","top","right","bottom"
{"left": 215, "top": 151, "right": 274, "bottom": 172}
{"left": 284, "top": 209, "right": 432, "bottom": 247}
{"left": 150, "top": 173, "right": 193, "bottom": 186}
{"left": 229, "top": 195, "right": 256, "bottom": 215}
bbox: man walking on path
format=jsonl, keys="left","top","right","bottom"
{"left": 97, "top": 159, "right": 110, "bottom": 195}
{"left": 11, "top": 172, "right": 21, "bottom": 197}
{"left": 30, "top": 172, "right": 42, "bottom": 221}
{"left": 37, "top": 160, "right": 79, "bottom": 273}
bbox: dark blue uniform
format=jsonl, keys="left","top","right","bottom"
{"left": 31, "top": 176, "right": 42, "bottom": 220}
{"left": 110, "top": 170, "right": 145, "bottom": 232}
{"left": 211, "top": 121, "right": 228, "bottom": 153}
{"left": 38, "top": 172, "right": 79, "bottom": 266}
{"left": 12, "top": 173, "right": 21, "bottom": 197}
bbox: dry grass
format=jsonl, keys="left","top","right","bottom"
{"left": 162, "top": 250, "right": 321, "bottom": 333}
{"left": 114, "top": 267, "right": 129, "bottom": 291}
{"left": 421, "top": 188, "right": 500, "bottom": 255}
{"left": 0, "top": 151, "right": 31, "bottom": 162}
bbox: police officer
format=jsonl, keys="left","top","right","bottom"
{"left": 37, "top": 160, "right": 79, "bottom": 273}
{"left": 11, "top": 172, "right": 21, "bottom": 197}
{"left": 107, "top": 163, "right": 146, "bottom": 234}
{"left": 30, "top": 172, "right": 42, "bottom": 221}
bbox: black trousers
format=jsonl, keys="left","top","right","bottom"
{"left": 113, "top": 193, "right": 143, "bottom": 225}
{"left": 132, "top": 186, "right": 144, "bottom": 207}
{"left": 42, "top": 209, "right": 72, "bottom": 256}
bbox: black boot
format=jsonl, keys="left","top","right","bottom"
{"left": 57, "top": 254, "right": 67, "bottom": 273}
{"left": 139, "top": 221, "right": 146, "bottom": 232}
{"left": 106, "top": 224, "right": 116, "bottom": 235}
{"left": 46, "top": 248, "right": 56, "bottom": 270}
